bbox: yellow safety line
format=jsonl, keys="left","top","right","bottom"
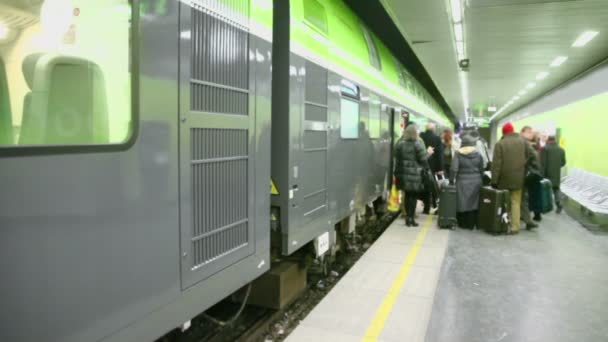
{"left": 362, "top": 215, "right": 433, "bottom": 341}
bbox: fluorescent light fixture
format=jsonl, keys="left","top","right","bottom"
{"left": 550, "top": 56, "right": 568, "bottom": 67}
{"left": 536, "top": 71, "right": 549, "bottom": 80}
{"left": 526, "top": 82, "right": 536, "bottom": 89}
{"left": 450, "top": 0, "right": 462, "bottom": 23}
{"left": 0, "top": 22, "right": 7, "bottom": 40}
{"left": 572, "top": 31, "right": 599, "bottom": 47}
{"left": 514, "top": 95, "right": 520, "bottom": 100}
{"left": 454, "top": 23, "right": 463, "bottom": 41}
{"left": 456, "top": 41, "right": 465, "bottom": 55}
{"left": 459, "top": 71, "right": 469, "bottom": 119}
{"left": 488, "top": 106, "right": 497, "bottom": 112}
{"left": 518, "top": 90, "right": 527, "bottom": 96}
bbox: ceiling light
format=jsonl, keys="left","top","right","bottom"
{"left": 518, "top": 90, "right": 527, "bottom": 96}
{"left": 0, "top": 22, "right": 8, "bottom": 40}
{"left": 550, "top": 56, "right": 568, "bottom": 67}
{"left": 526, "top": 82, "right": 536, "bottom": 89}
{"left": 572, "top": 31, "right": 599, "bottom": 47}
{"left": 456, "top": 41, "right": 465, "bottom": 55}
{"left": 536, "top": 71, "right": 549, "bottom": 80}
{"left": 450, "top": 0, "right": 462, "bottom": 23}
{"left": 514, "top": 95, "right": 520, "bottom": 100}
{"left": 454, "top": 23, "right": 463, "bottom": 41}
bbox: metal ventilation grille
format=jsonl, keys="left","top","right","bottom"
{"left": 191, "top": 128, "right": 249, "bottom": 268}
{"left": 191, "top": 8, "right": 249, "bottom": 115}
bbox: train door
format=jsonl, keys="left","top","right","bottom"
{"left": 297, "top": 61, "right": 330, "bottom": 228}
{"left": 177, "top": 1, "right": 256, "bottom": 289}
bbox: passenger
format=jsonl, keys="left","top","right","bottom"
{"left": 420, "top": 122, "right": 444, "bottom": 214}
{"left": 491, "top": 122, "right": 529, "bottom": 235}
{"left": 520, "top": 126, "right": 542, "bottom": 225}
{"left": 442, "top": 129, "right": 455, "bottom": 180}
{"left": 451, "top": 134, "right": 484, "bottom": 229}
{"left": 541, "top": 135, "right": 566, "bottom": 213}
{"left": 394, "top": 124, "right": 429, "bottom": 227}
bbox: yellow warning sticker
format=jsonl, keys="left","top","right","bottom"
{"left": 271, "top": 179, "right": 279, "bottom": 195}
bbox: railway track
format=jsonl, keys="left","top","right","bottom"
{"left": 158, "top": 211, "right": 398, "bottom": 342}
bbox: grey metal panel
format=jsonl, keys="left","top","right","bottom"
{"left": 0, "top": 2, "right": 271, "bottom": 342}
{"left": 305, "top": 103, "right": 328, "bottom": 122}
{"left": 304, "top": 130, "right": 327, "bottom": 149}
{"left": 179, "top": 2, "right": 255, "bottom": 289}
{"left": 305, "top": 60, "right": 328, "bottom": 105}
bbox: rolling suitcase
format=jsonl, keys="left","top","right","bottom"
{"left": 437, "top": 176, "right": 457, "bottom": 229}
{"left": 478, "top": 187, "right": 511, "bottom": 235}
{"left": 539, "top": 179, "right": 554, "bottom": 214}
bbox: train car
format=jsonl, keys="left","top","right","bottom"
{"left": 0, "top": 0, "right": 449, "bottom": 341}
{"left": 0, "top": 1, "right": 273, "bottom": 341}
{"left": 270, "top": 0, "right": 451, "bottom": 257}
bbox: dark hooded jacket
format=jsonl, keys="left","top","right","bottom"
{"left": 541, "top": 141, "right": 566, "bottom": 186}
{"left": 394, "top": 136, "right": 429, "bottom": 192}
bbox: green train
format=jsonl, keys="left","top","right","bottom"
{"left": 0, "top": 0, "right": 449, "bottom": 341}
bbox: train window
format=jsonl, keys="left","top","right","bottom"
{"left": 0, "top": 0, "right": 132, "bottom": 147}
{"left": 304, "top": 0, "right": 328, "bottom": 35}
{"left": 340, "top": 97, "right": 359, "bottom": 139}
{"left": 361, "top": 25, "right": 381, "bottom": 71}
{"left": 368, "top": 94, "right": 381, "bottom": 139}
{"left": 340, "top": 79, "right": 359, "bottom": 99}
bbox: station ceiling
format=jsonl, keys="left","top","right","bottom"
{"left": 381, "top": 0, "right": 608, "bottom": 122}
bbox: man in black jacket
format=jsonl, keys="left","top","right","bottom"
{"left": 541, "top": 136, "right": 566, "bottom": 213}
{"left": 420, "top": 122, "right": 444, "bottom": 214}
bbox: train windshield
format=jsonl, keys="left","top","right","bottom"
{"left": 0, "top": 0, "right": 132, "bottom": 146}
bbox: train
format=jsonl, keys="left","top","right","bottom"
{"left": 0, "top": 0, "right": 452, "bottom": 341}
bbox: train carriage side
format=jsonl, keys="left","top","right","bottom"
{"left": 271, "top": 0, "right": 450, "bottom": 257}
{"left": 0, "top": 1, "right": 273, "bottom": 341}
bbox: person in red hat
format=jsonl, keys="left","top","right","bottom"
{"left": 490, "top": 122, "right": 530, "bottom": 234}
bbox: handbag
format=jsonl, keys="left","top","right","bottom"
{"left": 422, "top": 168, "right": 439, "bottom": 195}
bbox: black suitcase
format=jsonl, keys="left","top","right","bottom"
{"left": 438, "top": 181, "right": 457, "bottom": 229}
{"left": 478, "top": 187, "right": 511, "bottom": 234}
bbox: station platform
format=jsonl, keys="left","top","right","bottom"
{"left": 286, "top": 210, "right": 608, "bottom": 342}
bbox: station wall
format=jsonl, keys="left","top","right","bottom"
{"left": 494, "top": 61, "right": 608, "bottom": 177}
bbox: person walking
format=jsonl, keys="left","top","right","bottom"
{"left": 491, "top": 122, "right": 531, "bottom": 235}
{"left": 541, "top": 135, "right": 566, "bottom": 213}
{"left": 420, "top": 122, "right": 444, "bottom": 214}
{"left": 520, "top": 126, "right": 541, "bottom": 227}
{"left": 394, "top": 124, "right": 429, "bottom": 227}
{"left": 451, "top": 134, "right": 484, "bottom": 229}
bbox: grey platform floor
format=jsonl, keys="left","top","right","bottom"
{"left": 425, "top": 211, "right": 608, "bottom": 342}
{"left": 286, "top": 210, "right": 608, "bottom": 342}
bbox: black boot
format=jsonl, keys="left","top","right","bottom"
{"left": 533, "top": 213, "right": 542, "bottom": 222}
{"left": 408, "top": 217, "right": 419, "bottom": 227}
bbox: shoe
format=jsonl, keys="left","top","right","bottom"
{"left": 526, "top": 221, "right": 538, "bottom": 230}
{"left": 533, "top": 214, "right": 542, "bottom": 222}
{"left": 508, "top": 230, "right": 519, "bottom": 235}
{"left": 406, "top": 217, "right": 420, "bottom": 227}
{"left": 422, "top": 209, "right": 430, "bottom": 215}
{"left": 556, "top": 206, "right": 562, "bottom": 214}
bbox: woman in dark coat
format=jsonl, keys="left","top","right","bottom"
{"left": 451, "top": 134, "right": 484, "bottom": 229}
{"left": 394, "top": 124, "right": 429, "bottom": 227}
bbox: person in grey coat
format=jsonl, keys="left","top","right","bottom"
{"left": 451, "top": 134, "right": 484, "bottom": 229}
{"left": 541, "top": 136, "right": 566, "bottom": 213}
